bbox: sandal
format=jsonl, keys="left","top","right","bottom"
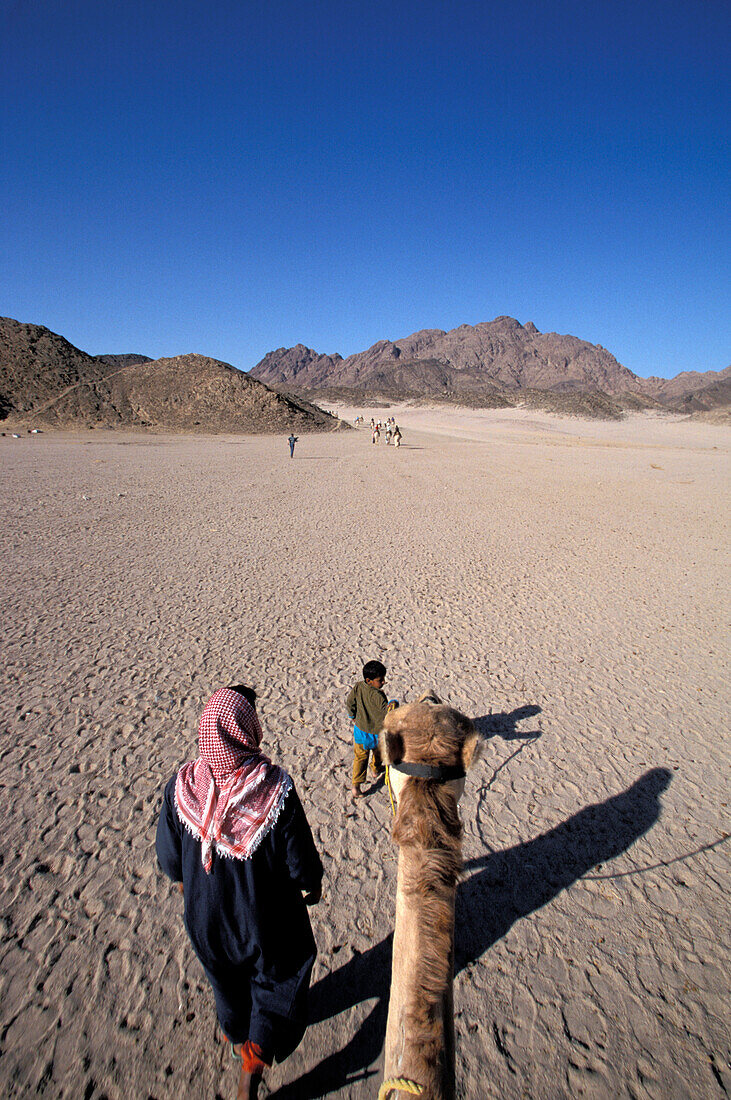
{"left": 228, "top": 1041, "right": 266, "bottom": 1100}
{"left": 236, "top": 1068, "right": 262, "bottom": 1100}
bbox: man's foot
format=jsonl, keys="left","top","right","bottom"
{"left": 236, "top": 1068, "right": 262, "bottom": 1100}
{"left": 350, "top": 785, "right": 363, "bottom": 799}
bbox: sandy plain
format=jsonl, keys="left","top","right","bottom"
{"left": 0, "top": 407, "right": 729, "bottom": 1099}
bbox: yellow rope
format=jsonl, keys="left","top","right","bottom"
{"left": 385, "top": 765, "right": 396, "bottom": 817}
{"left": 378, "top": 1077, "right": 424, "bottom": 1099}
{"left": 384, "top": 700, "right": 398, "bottom": 817}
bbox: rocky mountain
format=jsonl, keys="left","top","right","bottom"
{"left": 249, "top": 317, "right": 730, "bottom": 414}
{"left": 665, "top": 376, "right": 731, "bottom": 416}
{"left": 0, "top": 318, "right": 341, "bottom": 433}
{"left": 250, "top": 316, "right": 644, "bottom": 396}
{"left": 251, "top": 343, "right": 344, "bottom": 387}
{"left": 641, "top": 365, "right": 731, "bottom": 404}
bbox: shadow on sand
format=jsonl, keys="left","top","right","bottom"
{"left": 270, "top": 721, "right": 672, "bottom": 1097}
{"left": 473, "top": 703, "right": 542, "bottom": 742}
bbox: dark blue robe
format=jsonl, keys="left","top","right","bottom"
{"left": 156, "top": 775, "right": 323, "bottom": 1060}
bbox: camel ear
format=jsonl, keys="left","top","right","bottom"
{"left": 461, "top": 729, "right": 481, "bottom": 771}
{"left": 384, "top": 730, "right": 404, "bottom": 765}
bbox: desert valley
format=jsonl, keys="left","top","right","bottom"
{"left": 0, "top": 315, "right": 729, "bottom": 1099}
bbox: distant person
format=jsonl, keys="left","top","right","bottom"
{"left": 288, "top": 434, "right": 298, "bottom": 458}
{"left": 345, "top": 660, "right": 395, "bottom": 799}
{"left": 393, "top": 425, "right": 402, "bottom": 448}
{"left": 156, "top": 686, "right": 323, "bottom": 1099}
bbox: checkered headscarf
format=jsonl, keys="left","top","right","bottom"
{"left": 175, "top": 688, "right": 292, "bottom": 872}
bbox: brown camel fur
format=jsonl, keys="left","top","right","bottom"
{"left": 381, "top": 692, "right": 480, "bottom": 1100}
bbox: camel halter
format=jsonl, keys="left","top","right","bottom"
{"left": 389, "top": 761, "right": 466, "bottom": 781}
{"left": 385, "top": 761, "right": 466, "bottom": 817}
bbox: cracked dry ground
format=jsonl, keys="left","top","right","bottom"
{"left": 0, "top": 418, "right": 728, "bottom": 1099}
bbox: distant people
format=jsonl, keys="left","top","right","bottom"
{"left": 156, "top": 687, "right": 323, "bottom": 1099}
{"left": 345, "top": 659, "right": 394, "bottom": 799}
{"left": 288, "top": 434, "right": 298, "bottom": 458}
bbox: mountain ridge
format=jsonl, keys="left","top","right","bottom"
{"left": 249, "top": 317, "right": 729, "bottom": 408}
{"left": 2, "top": 314, "right": 727, "bottom": 428}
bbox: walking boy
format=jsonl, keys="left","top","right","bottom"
{"left": 346, "top": 659, "right": 390, "bottom": 799}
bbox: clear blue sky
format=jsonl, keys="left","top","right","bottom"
{"left": 2, "top": 0, "right": 729, "bottom": 379}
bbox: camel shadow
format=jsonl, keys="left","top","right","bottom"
{"left": 270, "top": 765, "right": 672, "bottom": 1097}
{"left": 455, "top": 765, "right": 672, "bottom": 968}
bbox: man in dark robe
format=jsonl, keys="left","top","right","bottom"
{"left": 156, "top": 686, "right": 323, "bottom": 1099}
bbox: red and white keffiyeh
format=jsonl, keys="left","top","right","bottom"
{"left": 175, "top": 687, "right": 292, "bottom": 872}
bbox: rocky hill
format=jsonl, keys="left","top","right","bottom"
{"left": 0, "top": 317, "right": 112, "bottom": 419}
{"left": 249, "top": 317, "right": 730, "bottom": 415}
{"left": 0, "top": 318, "right": 341, "bottom": 433}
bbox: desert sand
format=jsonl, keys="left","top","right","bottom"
{"left": 0, "top": 408, "right": 729, "bottom": 1099}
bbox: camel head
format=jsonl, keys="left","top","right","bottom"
{"left": 381, "top": 691, "right": 480, "bottom": 808}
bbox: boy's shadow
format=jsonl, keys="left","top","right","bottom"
{"left": 271, "top": 759, "right": 672, "bottom": 1097}
{"left": 473, "top": 704, "right": 543, "bottom": 795}
{"left": 363, "top": 772, "right": 386, "bottom": 797}
{"left": 473, "top": 703, "right": 542, "bottom": 742}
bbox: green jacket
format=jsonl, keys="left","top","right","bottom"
{"left": 345, "top": 681, "right": 388, "bottom": 740}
